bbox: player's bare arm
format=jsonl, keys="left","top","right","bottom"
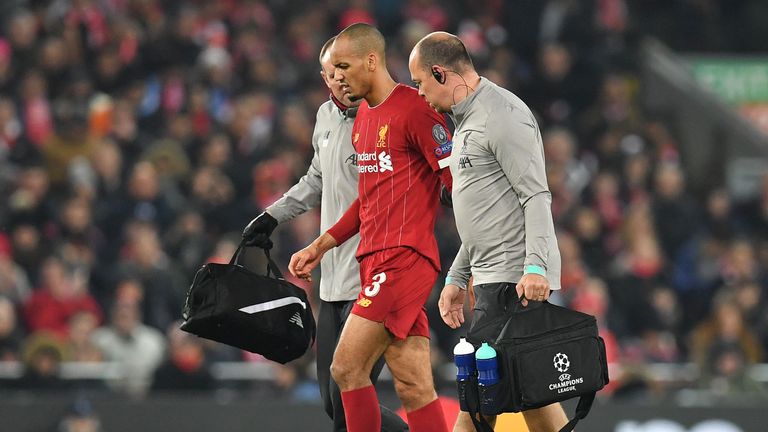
{"left": 289, "top": 232, "right": 338, "bottom": 282}
{"left": 438, "top": 284, "right": 465, "bottom": 329}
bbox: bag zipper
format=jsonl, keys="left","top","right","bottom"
{"left": 495, "top": 318, "right": 595, "bottom": 345}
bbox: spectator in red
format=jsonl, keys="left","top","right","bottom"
{"left": 0, "top": 39, "right": 15, "bottom": 96}
{"left": 19, "top": 70, "right": 53, "bottom": 148}
{"left": 23, "top": 256, "right": 102, "bottom": 338}
{"left": 151, "top": 325, "right": 215, "bottom": 392}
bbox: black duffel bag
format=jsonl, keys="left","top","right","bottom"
{"left": 180, "top": 242, "right": 316, "bottom": 364}
{"left": 462, "top": 290, "right": 609, "bottom": 432}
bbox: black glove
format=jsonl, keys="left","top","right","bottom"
{"left": 439, "top": 184, "right": 452, "bottom": 208}
{"left": 242, "top": 212, "right": 278, "bottom": 247}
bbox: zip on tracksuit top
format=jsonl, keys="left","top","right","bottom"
{"left": 267, "top": 99, "right": 361, "bottom": 302}
{"left": 446, "top": 77, "right": 562, "bottom": 290}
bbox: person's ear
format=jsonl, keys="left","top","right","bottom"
{"left": 320, "top": 71, "right": 331, "bottom": 89}
{"left": 368, "top": 54, "right": 376, "bottom": 71}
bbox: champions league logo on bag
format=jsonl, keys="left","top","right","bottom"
{"left": 554, "top": 352, "right": 570, "bottom": 372}
{"left": 549, "top": 352, "right": 584, "bottom": 394}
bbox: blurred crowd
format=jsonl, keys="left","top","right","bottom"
{"left": 0, "top": 0, "right": 767, "bottom": 408}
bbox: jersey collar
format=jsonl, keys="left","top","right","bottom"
{"left": 449, "top": 77, "right": 489, "bottom": 126}
{"left": 330, "top": 94, "right": 358, "bottom": 119}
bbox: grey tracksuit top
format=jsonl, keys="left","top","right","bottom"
{"left": 267, "top": 99, "right": 361, "bottom": 302}
{"left": 446, "top": 78, "right": 561, "bottom": 290}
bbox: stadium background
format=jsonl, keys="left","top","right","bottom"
{"left": 0, "top": 0, "right": 767, "bottom": 431}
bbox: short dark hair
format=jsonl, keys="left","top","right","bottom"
{"left": 319, "top": 36, "right": 336, "bottom": 64}
{"left": 337, "top": 22, "right": 386, "bottom": 59}
{"left": 416, "top": 35, "right": 473, "bottom": 72}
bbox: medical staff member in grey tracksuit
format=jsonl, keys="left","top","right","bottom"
{"left": 242, "top": 37, "right": 408, "bottom": 432}
{"left": 408, "top": 32, "right": 568, "bottom": 432}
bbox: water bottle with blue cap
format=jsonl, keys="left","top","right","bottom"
{"left": 475, "top": 342, "right": 499, "bottom": 386}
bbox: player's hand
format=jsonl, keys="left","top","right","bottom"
{"left": 288, "top": 244, "right": 323, "bottom": 282}
{"left": 516, "top": 273, "right": 550, "bottom": 307}
{"left": 439, "top": 284, "right": 466, "bottom": 329}
{"left": 242, "top": 212, "right": 278, "bottom": 248}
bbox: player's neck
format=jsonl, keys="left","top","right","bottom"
{"left": 366, "top": 75, "right": 398, "bottom": 107}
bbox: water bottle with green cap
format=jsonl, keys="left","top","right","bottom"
{"left": 475, "top": 342, "right": 499, "bottom": 386}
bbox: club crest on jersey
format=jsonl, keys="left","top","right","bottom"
{"left": 432, "top": 124, "right": 448, "bottom": 145}
{"left": 377, "top": 124, "right": 389, "bottom": 148}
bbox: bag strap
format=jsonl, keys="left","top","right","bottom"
{"left": 558, "top": 392, "right": 595, "bottom": 432}
{"left": 465, "top": 392, "right": 595, "bottom": 432}
{"left": 465, "top": 392, "right": 494, "bottom": 432}
{"left": 231, "top": 240, "right": 284, "bottom": 280}
{"left": 263, "top": 247, "right": 284, "bottom": 279}
{"left": 229, "top": 241, "right": 247, "bottom": 265}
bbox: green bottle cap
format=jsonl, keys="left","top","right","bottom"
{"left": 475, "top": 342, "right": 496, "bottom": 360}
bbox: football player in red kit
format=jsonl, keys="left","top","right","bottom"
{"left": 289, "top": 23, "right": 452, "bottom": 432}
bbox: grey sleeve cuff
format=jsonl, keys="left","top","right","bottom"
{"left": 446, "top": 244, "right": 471, "bottom": 290}
{"left": 521, "top": 191, "right": 553, "bottom": 271}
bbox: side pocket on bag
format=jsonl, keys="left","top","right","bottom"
{"left": 597, "top": 337, "right": 610, "bottom": 385}
{"left": 478, "top": 345, "right": 516, "bottom": 415}
{"left": 479, "top": 381, "right": 507, "bottom": 416}
{"left": 457, "top": 375, "right": 479, "bottom": 412}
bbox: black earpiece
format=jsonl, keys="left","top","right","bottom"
{"left": 431, "top": 66, "right": 445, "bottom": 84}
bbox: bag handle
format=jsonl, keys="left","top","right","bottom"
{"left": 509, "top": 286, "right": 549, "bottom": 313}
{"left": 492, "top": 288, "right": 546, "bottom": 345}
{"left": 231, "top": 240, "right": 284, "bottom": 280}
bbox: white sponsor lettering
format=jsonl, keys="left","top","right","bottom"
{"left": 357, "top": 151, "right": 394, "bottom": 173}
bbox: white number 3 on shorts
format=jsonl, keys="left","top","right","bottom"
{"left": 364, "top": 272, "right": 387, "bottom": 297}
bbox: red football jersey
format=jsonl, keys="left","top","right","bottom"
{"left": 327, "top": 84, "right": 453, "bottom": 271}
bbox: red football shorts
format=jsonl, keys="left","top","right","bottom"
{"left": 351, "top": 247, "right": 437, "bottom": 339}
